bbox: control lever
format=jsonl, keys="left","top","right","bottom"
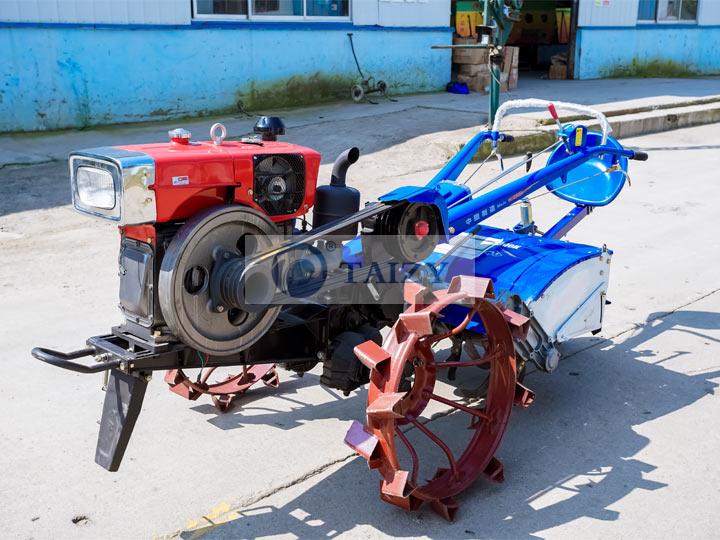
{"left": 547, "top": 103, "right": 572, "bottom": 154}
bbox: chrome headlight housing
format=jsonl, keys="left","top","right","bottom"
{"left": 69, "top": 147, "right": 156, "bottom": 225}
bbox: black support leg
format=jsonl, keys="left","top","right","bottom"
{"left": 95, "top": 369, "right": 148, "bottom": 471}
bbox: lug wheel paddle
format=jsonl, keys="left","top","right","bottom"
{"left": 165, "top": 364, "right": 280, "bottom": 412}
{"left": 345, "top": 276, "right": 534, "bottom": 520}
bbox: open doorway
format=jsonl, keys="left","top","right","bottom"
{"left": 506, "top": 0, "right": 577, "bottom": 80}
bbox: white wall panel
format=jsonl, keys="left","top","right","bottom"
{"left": 378, "top": 0, "right": 449, "bottom": 27}
{"left": 0, "top": 0, "right": 451, "bottom": 26}
{"left": 0, "top": 0, "right": 191, "bottom": 25}
{"left": 698, "top": 0, "right": 720, "bottom": 25}
{"left": 578, "top": 0, "right": 638, "bottom": 27}
{"left": 353, "top": 0, "right": 379, "bottom": 25}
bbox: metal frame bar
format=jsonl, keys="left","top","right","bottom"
{"left": 543, "top": 205, "right": 593, "bottom": 240}
{"left": 444, "top": 142, "right": 636, "bottom": 234}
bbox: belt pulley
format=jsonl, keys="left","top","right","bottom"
{"left": 159, "top": 206, "right": 282, "bottom": 355}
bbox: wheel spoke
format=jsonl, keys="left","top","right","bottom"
{"left": 435, "top": 351, "right": 502, "bottom": 370}
{"left": 200, "top": 366, "right": 217, "bottom": 384}
{"left": 410, "top": 419, "right": 459, "bottom": 479}
{"left": 395, "top": 427, "right": 420, "bottom": 486}
{"left": 435, "top": 358, "right": 489, "bottom": 369}
{"left": 426, "top": 392, "right": 491, "bottom": 422}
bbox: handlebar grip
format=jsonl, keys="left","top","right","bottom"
{"left": 500, "top": 134, "right": 515, "bottom": 143}
{"left": 31, "top": 347, "right": 121, "bottom": 373}
{"left": 631, "top": 151, "right": 649, "bottom": 161}
{"left": 547, "top": 103, "right": 559, "bottom": 121}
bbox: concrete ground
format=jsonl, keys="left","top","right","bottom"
{"left": 1, "top": 93, "right": 719, "bottom": 538}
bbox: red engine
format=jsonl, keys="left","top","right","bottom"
{"left": 66, "top": 118, "right": 323, "bottom": 348}
{"left": 123, "top": 133, "right": 319, "bottom": 225}
{"left": 69, "top": 119, "right": 320, "bottom": 235}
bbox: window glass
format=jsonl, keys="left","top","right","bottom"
{"left": 637, "top": 0, "right": 657, "bottom": 20}
{"left": 194, "top": 0, "right": 351, "bottom": 18}
{"left": 640, "top": 0, "right": 697, "bottom": 21}
{"left": 196, "top": 0, "right": 248, "bottom": 15}
{"left": 661, "top": 0, "right": 681, "bottom": 19}
{"left": 252, "top": 0, "right": 302, "bottom": 16}
{"left": 306, "top": 0, "right": 349, "bottom": 16}
{"left": 680, "top": 0, "right": 698, "bottom": 19}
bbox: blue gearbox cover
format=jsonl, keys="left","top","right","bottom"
{"left": 427, "top": 225, "right": 603, "bottom": 302}
{"left": 426, "top": 226, "right": 604, "bottom": 332}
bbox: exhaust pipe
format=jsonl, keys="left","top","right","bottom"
{"left": 331, "top": 147, "right": 360, "bottom": 187}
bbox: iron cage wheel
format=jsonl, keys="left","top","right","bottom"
{"left": 377, "top": 80, "right": 388, "bottom": 96}
{"left": 346, "top": 277, "right": 534, "bottom": 519}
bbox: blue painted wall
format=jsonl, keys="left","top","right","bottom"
{"left": 0, "top": 25, "right": 451, "bottom": 132}
{"left": 575, "top": 25, "right": 720, "bottom": 79}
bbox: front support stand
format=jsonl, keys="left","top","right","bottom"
{"left": 95, "top": 369, "right": 148, "bottom": 472}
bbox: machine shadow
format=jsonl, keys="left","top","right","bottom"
{"left": 180, "top": 308, "right": 719, "bottom": 539}
{"left": 0, "top": 160, "right": 71, "bottom": 217}
{"left": 189, "top": 371, "right": 366, "bottom": 431}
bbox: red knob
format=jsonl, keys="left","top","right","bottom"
{"left": 414, "top": 220, "right": 430, "bottom": 239}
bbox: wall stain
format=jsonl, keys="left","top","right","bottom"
{"left": 603, "top": 58, "right": 701, "bottom": 78}
{"left": 241, "top": 72, "right": 359, "bottom": 111}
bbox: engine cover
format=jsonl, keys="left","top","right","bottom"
{"left": 114, "top": 139, "right": 320, "bottom": 224}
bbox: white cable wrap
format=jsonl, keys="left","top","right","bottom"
{"left": 491, "top": 98, "right": 612, "bottom": 145}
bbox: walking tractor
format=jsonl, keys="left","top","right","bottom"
{"left": 33, "top": 99, "right": 647, "bottom": 519}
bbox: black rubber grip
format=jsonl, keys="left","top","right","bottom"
{"left": 31, "top": 347, "right": 121, "bottom": 373}
{"left": 501, "top": 134, "right": 515, "bottom": 143}
{"left": 631, "top": 150, "right": 649, "bottom": 161}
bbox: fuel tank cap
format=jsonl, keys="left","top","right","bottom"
{"left": 169, "top": 128, "right": 191, "bottom": 144}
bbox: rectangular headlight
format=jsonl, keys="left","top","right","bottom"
{"left": 76, "top": 166, "right": 116, "bottom": 209}
{"left": 70, "top": 156, "right": 121, "bottom": 221}
{"left": 69, "top": 148, "right": 156, "bottom": 225}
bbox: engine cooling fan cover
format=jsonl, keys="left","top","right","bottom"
{"left": 253, "top": 154, "right": 305, "bottom": 216}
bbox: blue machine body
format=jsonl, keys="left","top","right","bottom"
{"left": 342, "top": 126, "right": 638, "bottom": 340}
{"left": 425, "top": 227, "right": 603, "bottom": 304}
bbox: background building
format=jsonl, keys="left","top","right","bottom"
{"left": 573, "top": 0, "right": 720, "bottom": 79}
{"left": 0, "top": 0, "right": 453, "bottom": 132}
{"left": 1, "top": 0, "right": 718, "bottom": 133}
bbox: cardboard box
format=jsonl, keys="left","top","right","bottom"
{"left": 549, "top": 64, "right": 567, "bottom": 80}
{"left": 458, "top": 63, "right": 489, "bottom": 76}
{"left": 452, "top": 47, "right": 490, "bottom": 65}
{"left": 456, "top": 73, "right": 490, "bottom": 94}
{"left": 453, "top": 35, "right": 477, "bottom": 45}
{"left": 502, "top": 46, "right": 519, "bottom": 91}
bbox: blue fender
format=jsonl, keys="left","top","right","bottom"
{"left": 378, "top": 183, "right": 470, "bottom": 241}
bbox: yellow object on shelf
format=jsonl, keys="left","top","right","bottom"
{"left": 556, "top": 8, "right": 571, "bottom": 44}
{"left": 455, "top": 10, "right": 483, "bottom": 38}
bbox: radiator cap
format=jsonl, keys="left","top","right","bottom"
{"left": 168, "top": 128, "right": 191, "bottom": 145}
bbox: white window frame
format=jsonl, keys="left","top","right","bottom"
{"left": 637, "top": 0, "right": 699, "bottom": 23}
{"left": 192, "top": 0, "right": 353, "bottom": 22}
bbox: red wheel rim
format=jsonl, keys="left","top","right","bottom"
{"left": 346, "top": 276, "right": 532, "bottom": 518}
